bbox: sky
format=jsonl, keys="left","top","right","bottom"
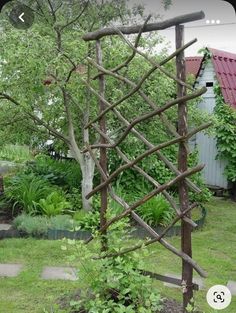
{"left": 129, "top": 0, "right": 236, "bottom": 56}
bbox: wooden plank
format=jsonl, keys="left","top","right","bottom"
{"left": 141, "top": 270, "right": 199, "bottom": 291}
{"left": 83, "top": 11, "right": 205, "bottom": 41}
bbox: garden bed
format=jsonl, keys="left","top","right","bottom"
{"left": 0, "top": 227, "right": 91, "bottom": 240}
{"left": 131, "top": 206, "right": 207, "bottom": 238}
{"left": 0, "top": 206, "right": 207, "bottom": 240}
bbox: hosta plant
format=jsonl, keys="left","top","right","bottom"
{"left": 38, "top": 191, "right": 71, "bottom": 217}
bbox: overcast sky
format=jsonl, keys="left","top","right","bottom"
{"left": 129, "top": 0, "right": 236, "bottom": 56}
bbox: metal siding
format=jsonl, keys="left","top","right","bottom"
{"left": 195, "top": 60, "right": 228, "bottom": 188}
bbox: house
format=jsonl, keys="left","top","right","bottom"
{"left": 186, "top": 48, "right": 236, "bottom": 190}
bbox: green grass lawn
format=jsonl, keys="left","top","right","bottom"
{"left": 0, "top": 197, "right": 235, "bottom": 313}
{"left": 144, "top": 197, "right": 236, "bottom": 312}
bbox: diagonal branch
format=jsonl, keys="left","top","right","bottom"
{"left": 86, "top": 121, "right": 211, "bottom": 199}
{"left": 91, "top": 124, "right": 197, "bottom": 228}
{"left": 85, "top": 87, "right": 206, "bottom": 150}
{"left": 95, "top": 206, "right": 207, "bottom": 278}
{"left": 86, "top": 42, "right": 199, "bottom": 129}
{"left": 85, "top": 145, "right": 206, "bottom": 278}
{"left": 82, "top": 81, "right": 203, "bottom": 193}
{"left": 61, "top": 0, "right": 90, "bottom": 30}
{"left": 86, "top": 135, "right": 185, "bottom": 199}
{"left": 112, "top": 14, "right": 151, "bottom": 73}
{"left": 0, "top": 92, "right": 69, "bottom": 144}
{"left": 92, "top": 37, "right": 196, "bottom": 86}
{"left": 112, "top": 25, "right": 194, "bottom": 91}
{"left": 87, "top": 58, "right": 164, "bottom": 124}
{"left": 88, "top": 38, "right": 198, "bottom": 143}
{"left": 93, "top": 14, "right": 152, "bottom": 80}
{"left": 85, "top": 164, "right": 204, "bottom": 244}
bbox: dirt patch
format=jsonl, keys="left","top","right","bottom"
{"left": 0, "top": 201, "right": 21, "bottom": 224}
{"left": 160, "top": 298, "right": 183, "bottom": 313}
{"left": 0, "top": 207, "right": 13, "bottom": 224}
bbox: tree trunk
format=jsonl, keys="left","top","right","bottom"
{"left": 69, "top": 138, "right": 95, "bottom": 211}
{"left": 81, "top": 152, "right": 95, "bottom": 211}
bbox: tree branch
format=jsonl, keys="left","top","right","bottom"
{"left": 61, "top": 0, "right": 90, "bottom": 30}
{"left": 61, "top": 88, "right": 84, "bottom": 164}
{"left": 90, "top": 124, "right": 197, "bottom": 228}
{"left": 81, "top": 81, "right": 203, "bottom": 193}
{"left": 85, "top": 38, "right": 199, "bottom": 130}
{"left": 94, "top": 205, "right": 207, "bottom": 278}
{"left": 86, "top": 120, "right": 211, "bottom": 199}
{"left": 86, "top": 143, "right": 205, "bottom": 277}
{"left": 84, "top": 87, "right": 206, "bottom": 151}
{"left": 0, "top": 92, "right": 69, "bottom": 145}
{"left": 85, "top": 164, "right": 204, "bottom": 244}
{"left": 47, "top": 0, "right": 56, "bottom": 23}
{"left": 113, "top": 26, "right": 194, "bottom": 90}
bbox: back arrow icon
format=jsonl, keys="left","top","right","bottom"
{"left": 19, "top": 12, "right": 25, "bottom": 22}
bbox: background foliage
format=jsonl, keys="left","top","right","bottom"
{"left": 214, "top": 84, "right": 236, "bottom": 183}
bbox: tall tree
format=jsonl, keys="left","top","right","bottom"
{"left": 0, "top": 0, "right": 144, "bottom": 210}
{"left": 0, "top": 0, "right": 177, "bottom": 210}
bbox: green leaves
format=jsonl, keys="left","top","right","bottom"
{"left": 137, "top": 194, "right": 174, "bottom": 227}
{"left": 38, "top": 191, "right": 71, "bottom": 216}
{"left": 5, "top": 173, "right": 53, "bottom": 214}
{"left": 68, "top": 248, "right": 163, "bottom": 312}
{"left": 214, "top": 84, "right": 236, "bottom": 182}
{"left": 4, "top": 164, "right": 73, "bottom": 216}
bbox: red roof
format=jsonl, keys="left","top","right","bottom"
{"left": 209, "top": 48, "right": 236, "bottom": 109}
{"left": 186, "top": 57, "right": 203, "bottom": 78}
{"left": 186, "top": 48, "right": 236, "bottom": 109}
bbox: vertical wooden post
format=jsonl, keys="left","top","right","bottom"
{"left": 0, "top": 176, "right": 4, "bottom": 196}
{"left": 96, "top": 40, "right": 108, "bottom": 252}
{"left": 175, "top": 25, "right": 193, "bottom": 311}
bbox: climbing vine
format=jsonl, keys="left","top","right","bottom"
{"left": 214, "top": 84, "right": 236, "bottom": 182}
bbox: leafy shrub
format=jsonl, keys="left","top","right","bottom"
{"left": 13, "top": 213, "right": 49, "bottom": 237}
{"left": 5, "top": 173, "right": 53, "bottom": 215}
{"left": 38, "top": 191, "right": 71, "bottom": 216}
{"left": 0, "top": 144, "right": 32, "bottom": 163}
{"left": 73, "top": 210, "right": 100, "bottom": 230}
{"left": 66, "top": 239, "right": 163, "bottom": 313}
{"left": 137, "top": 194, "right": 174, "bottom": 227}
{"left": 65, "top": 187, "right": 82, "bottom": 211}
{"left": 26, "top": 154, "right": 82, "bottom": 191}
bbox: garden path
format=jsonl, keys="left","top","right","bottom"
{"left": 0, "top": 263, "right": 78, "bottom": 281}
{"left": 0, "top": 260, "right": 235, "bottom": 295}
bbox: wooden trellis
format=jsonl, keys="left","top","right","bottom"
{"left": 82, "top": 11, "right": 210, "bottom": 312}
